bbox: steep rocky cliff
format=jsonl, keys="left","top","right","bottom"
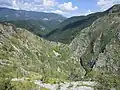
{"left": 70, "top": 14, "right": 120, "bottom": 74}
{"left": 69, "top": 13, "right": 120, "bottom": 89}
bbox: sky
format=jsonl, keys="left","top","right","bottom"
{"left": 0, "top": 0, "right": 120, "bottom": 17}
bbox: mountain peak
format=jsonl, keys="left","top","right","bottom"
{"left": 106, "top": 4, "right": 120, "bottom": 13}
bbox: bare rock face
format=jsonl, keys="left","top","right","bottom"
{"left": 70, "top": 14, "right": 120, "bottom": 75}
{"left": 0, "top": 23, "right": 16, "bottom": 39}
{"left": 68, "top": 12, "right": 120, "bottom": 89}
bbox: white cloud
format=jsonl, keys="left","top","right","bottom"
{"left": 75, "top": 10, "right": 94, "bottom": 16}
{"left": 97, "top": 0, "right": 120, "bottom": 10}
{"left": 0, "top": 0, "right": 79, "bottom": 17}
{"left": 84, "top": 10, "right": 93, "bottom": 15}
{"left": 0, "top": 0, "right": 12, "bottom": 6}
{"left": 0, "top": 0, "right": 13, "bottom": 8}
{"left": 10, "top": 0, "right": 57, "bottom": 11}
{"left": 58, "top": 2, "right": 78, "bottom": 12}
{"left": 77, "top": 10, "right": 93, "bottom": 16}
{"left": 43, "top": 0, "right": 57, "bottom": 7}
{"left": 12, "top": 0, "right": 19, "bottom": 10}
{"left": 52, "top": 10, "right": 65, "bottom": 14}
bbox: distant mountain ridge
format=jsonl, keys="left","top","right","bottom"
{"left": 0, "top": 7, "right": 66, "bottom": 21}
{"left": 0, "top": 7, "right": 66, "bottom": 36}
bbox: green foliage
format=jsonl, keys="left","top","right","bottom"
{"left": 40, "top": 87, "right": 50, "bottom": 90}
{"left": 95, "top": 73, "right": 120, "bottom": 90}
{"left": 0, "top": 23, "right": 84, "bottom": 84}
{"left": 41, "top": 77, "right": 60, "bottom": 84}
{"left": 0, "top": 78, "right": 14, "bottom": 90}
{"left": 6, "top": 20, "right": 51, "bottom": 36}
{"left": 12, "top": 81, "right": 40, "bottom": 90}
{"left": 0, "top": 65, "right": 14, "bottom": 90}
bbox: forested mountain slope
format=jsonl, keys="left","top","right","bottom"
{"left": 46, "top": 4, "right": 120, "bottom": 44}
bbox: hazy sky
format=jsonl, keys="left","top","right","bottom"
{"left": 0, "top": 0, "right": 120, "bottom": 17}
